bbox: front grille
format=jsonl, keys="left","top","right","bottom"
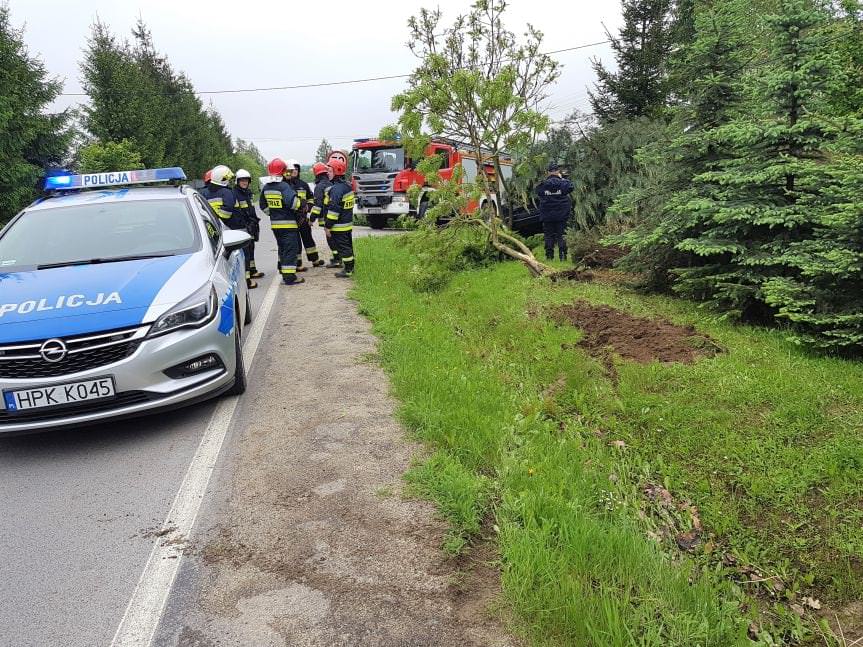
{"left": 0, "top": 390, "right": 156, "bottom": 423}
{"left": 0, "top": 326, "right": 148, "bottom": 379}
{"left": 356, "top": 172, "right": 396, "bottom": 196}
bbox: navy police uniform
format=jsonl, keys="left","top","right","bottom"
{"left": 535, "top": 169, "right": 574, "bottom": 261}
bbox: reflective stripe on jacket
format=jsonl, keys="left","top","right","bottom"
{"left": 259, "top": 180, "right": 301, "bottom": 229}
{"left": 323, "top": 179, "right": 354, "bottom": 232}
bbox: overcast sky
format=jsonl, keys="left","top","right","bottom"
{"left": 9, "top": 0, "right": 622, "bottom": 164}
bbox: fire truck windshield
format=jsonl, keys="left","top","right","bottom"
{"left": 353, "top": 147, "right": 405, "bottom": 174}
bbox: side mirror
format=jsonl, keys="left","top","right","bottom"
{"left": 222, "top": 228, "right": 252, "bottom": 257}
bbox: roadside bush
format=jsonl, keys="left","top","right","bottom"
{"left": 353, "top": 212, "right": 369, "bottom": 227}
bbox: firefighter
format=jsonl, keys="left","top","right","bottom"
{"left": 311, "top": 162, "right": 340, "bottom": 268}
{"left": 202, "top": 165, "right": 257, "bottom": 289}
{"left": 287, "top": 159, "right": 324, "bottom": 269}
{"left": 535, "top": 162, "right": 574, "bottom": 262}
{"left": 234, "top": 169, "right": 264, "bottom": 280}
{"left": 260, "top": 158, "right": 304, "bottom": 285}
{"left": 323, "top": 158, "right": 355, "bottom": 278}
{"left": 202, "top": 169, "right": 212, "bottom": 193}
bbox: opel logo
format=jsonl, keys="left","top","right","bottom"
{"left": 39, "top": 338, "right": 68, "bottom": 363}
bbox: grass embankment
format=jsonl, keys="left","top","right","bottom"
{"left": 351, "top": 235, "right": 863, "bottom": 646}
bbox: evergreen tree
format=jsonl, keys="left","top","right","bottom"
{"left": 614, "top": 0, "right": 752, "bottom": 288}
{"left": 589, "top": 0, "right": 675, "bottom": 122}
{"left": 0, "top": 4, "right": 70, "bottom": 224}
{"left": 315, "top": 138, "right": 332, "bottom": 162}
{"left": 80, "top": 20, "right": 235, "bottom": 179}
{"left": 672, "top": 0, "right": 861, "bottom": 343}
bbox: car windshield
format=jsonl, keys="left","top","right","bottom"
{"left": 0, "top": 199, "right": 199, "bottom": 270}
{"left": 353, "top": 147, "right": 405, "bottom": 174}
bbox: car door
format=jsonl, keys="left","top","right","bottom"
{"left": 193, "top": 195, "right": 246, "bottom": 332}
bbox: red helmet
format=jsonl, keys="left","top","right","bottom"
{"left": 312, "top": 162, "right": 328, "bottom": 176}
{"left": 203, "top": 169, "right": 212, "bottom": 183}
{"left": 267, "top": 158, "right": 288, "bottom": 176}
{"left": 328, "top": 150, "right": 348, "bottom": 166}
{"left": 327, "top": 158, "right": 347, "bottom": 177}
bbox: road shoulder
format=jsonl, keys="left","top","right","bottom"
{"left": 162, "top": 255, "right": 516, "bottom": 646}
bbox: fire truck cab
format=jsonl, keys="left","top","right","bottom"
{"left": 350, "top": 137, "right": 513, "bottom": 229}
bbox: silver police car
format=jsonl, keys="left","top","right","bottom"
{"left": 0, "top": 167, "right": 252, "bottom": 434}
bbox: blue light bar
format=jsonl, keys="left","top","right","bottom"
{"left": 43, "top": 167, "right": 187, "bottom": 191}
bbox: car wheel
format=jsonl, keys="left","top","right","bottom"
{"left": 244, "top": 291, "right": 252, "bottom": 325}
{"left": 226, "top": 310, "right": 247, "bottom": 396}
{"left": 367, "top": 214, "right": 387, "bottom": 229}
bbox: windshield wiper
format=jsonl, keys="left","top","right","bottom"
{"left": 37, "top": 253, "right": 171, "bottom": 270}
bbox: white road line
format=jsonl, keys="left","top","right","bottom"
{"left": 110, "top": 276, "right": 282, "bottom": 647}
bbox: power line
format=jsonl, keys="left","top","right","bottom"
{"left": 58, "top": 39, "right": 612, "bottom": 98}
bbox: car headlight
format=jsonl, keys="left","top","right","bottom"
{"left": 148, "top": 284, "right": 218, "bottom": 338}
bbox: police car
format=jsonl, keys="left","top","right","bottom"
{"left": 0, "top": 168, "right": 253, "bottom": 434}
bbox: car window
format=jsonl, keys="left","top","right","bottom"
{"left": 0, "top": 198, "right": 200, "bottom": 270}
{"left": 194, "top": 195, "right": 222, "bottom": 256}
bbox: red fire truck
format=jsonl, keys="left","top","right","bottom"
{"left": 350, "top": 137, "right": 515, "bottom": 229}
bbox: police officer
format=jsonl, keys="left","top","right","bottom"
{"left": 260, "top": 158, "right": 304, "bottom": 285}
{"left": 202, "top": 165, "right": 257, "bottom": 289}
{"left": 287, "top": 159, "right": 324, "bottom": 270}
{"left": 234, "top": 169, "right": 264, "bottom": 281}
{"left": 535, "top": 162, "right": 574, "bottom": 262}
{"left": 323, "top": 158, "right": 355, "bottom": 278}
{"left": 311, "top": 162, "right": 340, "bottom": 268}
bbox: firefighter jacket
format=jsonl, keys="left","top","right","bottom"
{"left": 323, "top": 178, "right": 355, "bottom": 232}
{"left": 201, "top": 184, "right": 245, "bottom": 230}
{"left": 534, "top": 176, "right": 574, "bottom": 223}
{"left": 259, "top": 180, "right": 301, "bottom": 229}
{"left": 311, "top": 173, "right": 331, "bottom": 222}
{"left": 289, "top": 177, "right": 313, "bottom": 215}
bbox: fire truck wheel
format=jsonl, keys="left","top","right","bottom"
{"left": 417, "top": 199, "right": 429, "bottom": 220}
{"left": 368, "top": 214, "right": 388, "bottom": 229}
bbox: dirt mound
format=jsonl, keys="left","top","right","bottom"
{"left": 579, "top": 244, "right": 627, "bottom": 269}
{"left": 553, "top": 300, "right": 722, "bottom": 365}
{"left": 549, "top": 268, "right": 594, "bottom": 282}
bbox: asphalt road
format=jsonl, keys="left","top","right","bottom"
{"left": 0, "top": 225, "right": 385, "bottom": 647}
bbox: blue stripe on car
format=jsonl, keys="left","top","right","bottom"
{"left": 0, "top": 255, "right": 191, "bottom": 343}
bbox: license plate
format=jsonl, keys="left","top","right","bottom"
{"left": 3, "top": 377, "right": 116, "bottom": 412}
{"left": 367, "top": 208, "right": 382, "bottom": 214}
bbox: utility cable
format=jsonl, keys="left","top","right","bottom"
{"left": 58, "top": 39, "right": 612, "bottom": 97}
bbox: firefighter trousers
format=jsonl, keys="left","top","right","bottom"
{"left": 297, "top": 220, "right": 319, "bottom": 266}
{"left": 332, "top": 230, "right": 354, "bottom": 273}
{"left": 325, "top": 227, "right": 340, "bottom": 262}
{"left": 273, "top": 227, "right": 301, "bottom": 282}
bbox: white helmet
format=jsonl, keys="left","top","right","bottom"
{"left": 235, "top": 168, "right": 251, "bottom": 180}
{"left": 286, "top": 159, "right": 300, "bottom": 172}
{"left": 210, "top": 164, "right": 234, "bottom": 186}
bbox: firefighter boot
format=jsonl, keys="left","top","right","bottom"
{"left": 326, "top": 259, "right": 342, "bottom": 268}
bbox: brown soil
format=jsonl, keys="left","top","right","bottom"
{"left": 578, "top": 244, "right": 627, "bottom": 269}
{"left": 552, "top": 300, "right": 722, "bottom": 365}
{"left": 549, "top": 268, "right": 593, "bottom": 283}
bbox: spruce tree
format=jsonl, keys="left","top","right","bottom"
{"left": 0, "top": 5, "right": 70, "bottom": 224}
{"left": 614, "top": 0, "right": 751, "bottom": 288}
{"left": 316, "top": 138, "right": 332, "bottom": 162}
{"left": 589, "top": 0, "right": 675, "bottom": 122}
{"left": 673, "top": 1, "right": 855, "bottom": 331}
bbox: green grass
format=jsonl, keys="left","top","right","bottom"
{"left": 350, "top": 235, "right": 863, "bottom": 646}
